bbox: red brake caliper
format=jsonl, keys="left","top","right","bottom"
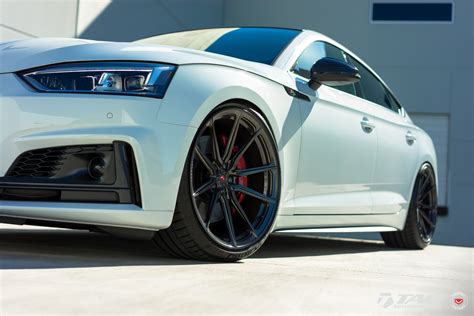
{"left": 219, "top": 135, "right": 247, "bottom": 206}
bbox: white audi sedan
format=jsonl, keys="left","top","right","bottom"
{"left": 0, "top": 27, "right": 438, "bottom": 261}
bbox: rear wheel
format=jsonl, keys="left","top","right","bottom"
{"left": 154, "top": 103, "right": 280, "bottom": 261}
{"left": 381, "top": 163, "right": 437, "bottom": 249}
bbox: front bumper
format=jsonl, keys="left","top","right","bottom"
{"left": 0, "top": 73, "right": 196, "bottom": 230}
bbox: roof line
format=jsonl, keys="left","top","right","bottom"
{"left": 137, "top": 26, "right": 303, "bottom": 40}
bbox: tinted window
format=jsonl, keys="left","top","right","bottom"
{"left": 292, "top": 41, "right": 356, "bottom": 96}
{"left": 206, "top": 28, "right": 300, "bottom": 65}
{"left": 348, "top": 56, "right": 399, "bottom": 113}
{"left": 138, "top": 28, "right": 301, "bottom": 65}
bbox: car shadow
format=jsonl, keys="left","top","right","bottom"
{"left": 0, "top": 227, "right": 392, "bottom": 269}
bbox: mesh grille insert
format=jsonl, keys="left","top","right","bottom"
{"left": 7, "top": 148, "right": 68, "bottom": 177}
{"left": 6, "top": 145, "right": 113, "bottom": 178}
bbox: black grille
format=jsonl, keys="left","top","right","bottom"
{"left": 7, "top": 147, "right": 68, "bottom": 177}
{"left": 1, "top": 142, "right": 140, "bottom": 205}
{"left": 7, "top": 145, "right": 114, "bottom": 178}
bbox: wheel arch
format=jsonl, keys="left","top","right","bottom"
{"left": 213, "top": 98, "right": 278, "bottom": 146}
{"left": 156, "top": 64, "right": 301, "bottom": 221}
{"left": 416, "top": 128, "right": 439, "bottom": 196}
{"left": 158, "top": 64, "right": 293, "bottom": 145}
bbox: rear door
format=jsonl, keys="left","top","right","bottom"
{"left": 348, "top": 56, "right": 420, "bottom": 214}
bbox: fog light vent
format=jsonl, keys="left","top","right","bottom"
{"left": 88, "top": 157, "right": 107, "bottom": 179}
{"left": 6, "top": 144, "right": 115, "bottom": 184}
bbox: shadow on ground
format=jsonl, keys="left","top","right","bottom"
{"left": 0, "top": 227, "right": 391, "bottom": 269}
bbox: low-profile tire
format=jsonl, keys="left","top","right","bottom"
{"left": 154, "top": 103, "right": 280, "bottom": 261}
{"left": 381, "top": 163, "right": 438, "bottom": 249}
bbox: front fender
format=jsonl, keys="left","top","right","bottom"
{"left": 156, "top": 64, "right": 302, "bottom": 214}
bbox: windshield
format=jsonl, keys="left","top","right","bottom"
{"left": 136, "top": 27, "right": 301, "bottom": 65}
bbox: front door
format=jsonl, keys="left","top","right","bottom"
{"left": 289, "top": 41, "right": 377, "bottom": 215}
{"left": 292, "top": 81, "right": 377, "bottom": 214}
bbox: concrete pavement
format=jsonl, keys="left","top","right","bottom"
{"left": 0, "top": 223, "right": 472, "bottom": 315}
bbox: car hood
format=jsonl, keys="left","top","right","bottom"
{"left": 0, "top": 38, "right": 292, "bottom": 87}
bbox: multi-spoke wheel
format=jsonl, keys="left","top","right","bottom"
{"left": 154, "top": 104, "right": 280, "bottom": 261}
{"left": 381, "top": 163, "right": 437, "bottom": 249}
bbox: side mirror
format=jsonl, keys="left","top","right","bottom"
{"left": 309, "top": 57, "right": 361, "bottom": 90}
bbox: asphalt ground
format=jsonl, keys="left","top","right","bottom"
{"left": 0, "top": 223, "right": 472, "bottom": 315}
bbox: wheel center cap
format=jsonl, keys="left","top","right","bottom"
{"left": 215, "top": 171, "right": 229, "bottom": 188}
{"left": 218, "top": 175, "right": 226, "bottom": 184}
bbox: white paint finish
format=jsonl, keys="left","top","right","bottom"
{"left": 370, "top": 105, "right": 420, "bottom": 214}
{"left": 275, "top": 226, "right": 397, "bottom": 233}
{"left": 0, "top": 38, "right": 292, "bottom": 87}
{"left": 159, "top": 64, "right": 302, "bottom": 212}
{"left": 0, "top": 72, "right": 199, "bottom": 229}
{"left": 0, "top": 31, "right": 437, "bottom": 234}
{"left": 0, "top": 201, "right": 171, "bottom": 230}
{"left": 275, "top": 212, "right": 407, "bottom": 231}
{"left": 293, "top": 85, "right": 377, "bottom": 214}
{"left": 293, "top": 191, "right": 374, "bottom": 215}
{"left": 220, "top": 0, "right": 472, "bottom": 246}
{"left": 0, "top": 0, "right": 468, "bottom": 249}
{"left": 285, "top": 31, "right": 424, "bottom": 217}
{"left": 370, "top": 191, "right": 405, "bottom": 214}
{"left": 410, "top": 114, "right": 449, "bottom": 205}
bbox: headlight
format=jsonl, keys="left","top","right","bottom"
{"left": 18, "top": 62, "right": 177, "bottom": 98}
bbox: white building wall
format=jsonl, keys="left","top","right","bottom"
{"left": 0, "top": 0, "right": 224, "bottom": 42}
{"left": 0, "top": 0, "right": 78, "bottom": 40}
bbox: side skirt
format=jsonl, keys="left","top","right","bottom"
{"left": 274, "top": 226, "right": 397, "bottom": 234}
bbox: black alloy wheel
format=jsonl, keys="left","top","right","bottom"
{"left": 414, "top": 165, "right": 437, "bottom": 243}
{"left": 381, "top": 163, "right": 437, "bottom": 249}
{"left": 154, "top": 104, "right": 280, "bottom": 261}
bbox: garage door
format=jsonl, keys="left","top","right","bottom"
{"left": 409, "top": 114, "right": 449, "bottom": 206}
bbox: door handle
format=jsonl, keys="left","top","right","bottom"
{"left": 406, "top": 131, "right": 417, "bottom": 145}
{"left": 360, "top": 117, "right": 375, "bottom": 133}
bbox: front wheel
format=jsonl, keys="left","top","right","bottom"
{"left": 154, "top": 104, "right": 280, "bottom": 261}
{"left": 381, "top": 163, "right": 438, "bottom": 249}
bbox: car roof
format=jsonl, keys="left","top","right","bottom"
{"left": 137, "top": 26, "right": 303, "bottom": 39}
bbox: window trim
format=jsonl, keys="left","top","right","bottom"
{"left": 346, "top": 54, "right": 404, "bottom": 115}
{"left": 289, "top": 40, "right": 405, "bottom": 116}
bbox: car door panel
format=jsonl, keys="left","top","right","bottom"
{"left": 293, "top": 84, "right": 377, "bottom": 214}
{"left": 346, "top": 56, "right": 420, "bottom": 214}
{"left": 369, "top": 107, "right": 420, "bottom": 214}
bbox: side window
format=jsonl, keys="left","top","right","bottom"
{"left": 348, "top": 56, "right": 400, "bottom": 113}
{"left": 292, "top": 41, "right": 356, "bottom": 96}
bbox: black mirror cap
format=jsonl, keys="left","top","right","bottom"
{"left": 309, "top": 57, "right": 361, "bottom": 90}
